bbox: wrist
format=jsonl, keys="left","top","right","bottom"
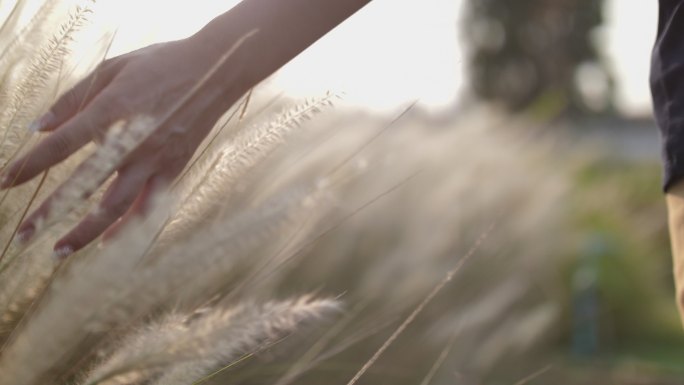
{"left": 189, "top": 0, "right": 370, "bottom": 91}
{"left": 185, "top": 23, "right": 261, "bottom": 99}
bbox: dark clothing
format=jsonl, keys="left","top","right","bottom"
{"left": 652, "top": 0, "right": 684, "bottom": 191}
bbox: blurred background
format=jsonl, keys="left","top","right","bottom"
{"left": 4, "top": 0, "right": 681, "bottom": 383}
{"left": 261, "top": 1, "right": 684, "bottom": 382}
{"left": 100, "top": 0, "right": 682, "bottom": 383}
{"left": 85, "top": 0, "right": 658, "bottom": 114}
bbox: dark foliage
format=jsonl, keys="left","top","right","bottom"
{"left": 463, "top": 0, "right": 614, "bottom": 115}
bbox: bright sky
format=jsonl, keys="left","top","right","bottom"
{"left": 7, "top": 0, "right": 660, "bottom": 115}
{"left": 604, "top": 0, "right": 657, "bottom": 116}
{"left": 94, "top": 0, "right": 461, "bottom": 112}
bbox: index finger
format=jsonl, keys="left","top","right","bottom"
{"left": 1, "top": 95, "right": 115, "bottom": 188}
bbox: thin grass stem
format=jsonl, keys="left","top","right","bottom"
{"left": 345, "top": 221, "right": 497, "bottom": 385}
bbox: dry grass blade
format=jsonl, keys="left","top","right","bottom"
{"left": 0, "top": 1, "right": 574, "bottom": 383}
{"left": 272, "top": 301, "right": 369, "bottom": 385}
{"left": 235, "top": 170, "right": 422, "bottom": 301}
{"left": 159, "top": 92, "right": 338, "bottom": 252}
{"left": 326, "top": 100, "right": 417, "bottom": 177}
{"left": 512, "top": 364, "right": 553, "bottom": 385}
{"left": 418, "top": 329, "right": 458, "bottom": 385}
{"left": 188, "top": 349, "right": 265, "bottom": 385}
{"left": 0, "top": 195, "right": 173, "bottom": 385}
{"left": 151, "top": 297, "right": 340, "bottom": 385}
{"left": 84, "top": 297, "right": 340, "bottom": 385}
{"left": 0, "top": 1, "right": 94, "bottom": 151}
{"left": 345, "top": 221, "right": 497, "bottom": 385}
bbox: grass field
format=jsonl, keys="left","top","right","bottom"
{"left": 0, "top": 1, "right": 681, "bottom": 384}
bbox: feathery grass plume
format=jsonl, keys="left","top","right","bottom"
{"left": 280, "top": 120, "right": 563, "bottom": 299}
{"left": 0, "top": 221, "right": 51, "bottom": 326}
{"left": 163, "top": 93, "right": 338, "bottom": 247}
{"left": 214, "top": 109, "right": 569, "bottom": 382}
{"left": 83, "top": 297, "right": 340, "bottom": 385}
{"left": 0, "top": 168, "right": 105, "bottom": 337}
{"left": 0, "top": 104, "right": 576, "bottom": 383}
{"left": 0, "top": 0, "right": 63, "bottom": 105}
{"left": 0, "top": 0, "right": 62, "bottom": 60}
{"left": 0, "top": 157, "right": 103, "bottom": 335}
{"left": 0, "top": 0, "right": 94, "bottom": 153}
{"left": 0, "top": 281, "right": 45, "bottom": 339}
{"left": 81, "top": 312, "right": 189, "bottom": 385}
{"left": 1, "top": 116, "right": 154, "bottom": 262}
{"left": 0, "top": 28, "right": 259, "bottom": 262}
{"left": 0, "top": 192, "right": 173, "bottom": 385}
{"left": 0, "top": 178, "right": 57, "bottom": 342}
{"left": 133, "top": 180, "right": 333, "bottom": 309}
{"left": 0, "top": 31, "right": 260, "bottom": 326}
{"left": 0, "top": 26, "right": 262, "bottom": 243}
{"left": 0, "top": 0, "right": 31, "bottom": 108}
{"left": 0, "top": 180, "right": 327, "bottom": 384}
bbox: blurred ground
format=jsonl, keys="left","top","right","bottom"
{"left": 440, "top": 111, "right": 681, "bottom": 384}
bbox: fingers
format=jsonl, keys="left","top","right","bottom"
{"left": 53, "top": 165, "right": 153, "bottom": 257}
{"left": 29, "top": 59, "right": 124, "bottom": 133}
{"left": 1, "top": 93, "right": 118, "bottom": 188}
{"left": 101, "top": 173, "right": 172, "bottom": 241}
{"left": 13, "top": 149, "right": 111, "bottom": 244}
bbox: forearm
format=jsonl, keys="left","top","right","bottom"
{"left": 192, "top": 0, "right": 371, "bottom": 88}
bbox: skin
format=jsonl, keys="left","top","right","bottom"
{"left": 0, "top": 0, "right": 371, "bottom": 258}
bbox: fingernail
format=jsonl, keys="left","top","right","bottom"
{"left": 52, "top": 245, "right": 74, "bottom": 261}
{"left": 28, "top": 111, "right": 56, "bottom": 133}
{"left": 14, "top": 226, "right": 35, "bottom": 245}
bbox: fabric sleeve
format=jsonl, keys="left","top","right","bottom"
{"left": 652, "top": 0, "right": 684, "bottom": 191}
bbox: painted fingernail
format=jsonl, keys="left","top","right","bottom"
{"left": 52, "top": 245, "right": 74, "bottom": 261}
{"left": 14, "top": 226, "right": 35, "bottom": 245}
{"left": 28, "top": 111, "right": 56, "bottom": 133}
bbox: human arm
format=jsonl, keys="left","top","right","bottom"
{"left": 0, "top": 0, "right": 371, "bottom": 257}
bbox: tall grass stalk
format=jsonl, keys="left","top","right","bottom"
{"left": 0, "top": 1, "right": 93, "bottom": 154}
{"left": 161, "top": 93, "right": 337, "bottom": 248}
{"left": 150, "top": 297, "right": 339, "bottom": 385}
{"left": 0, "top": 2, "right": 572, "bottom": 384}
{"left": 83, "top": 297, "right": 339, "bottom": 385}
{"left": 346, "top": 222, "right": 496, "bottom": 385}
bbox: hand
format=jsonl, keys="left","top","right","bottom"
{"left": 1, "top": 35, "right": 249, "bottom": 258}
{"left": 1, "top": 0, "right": 371, "bottom": 258}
